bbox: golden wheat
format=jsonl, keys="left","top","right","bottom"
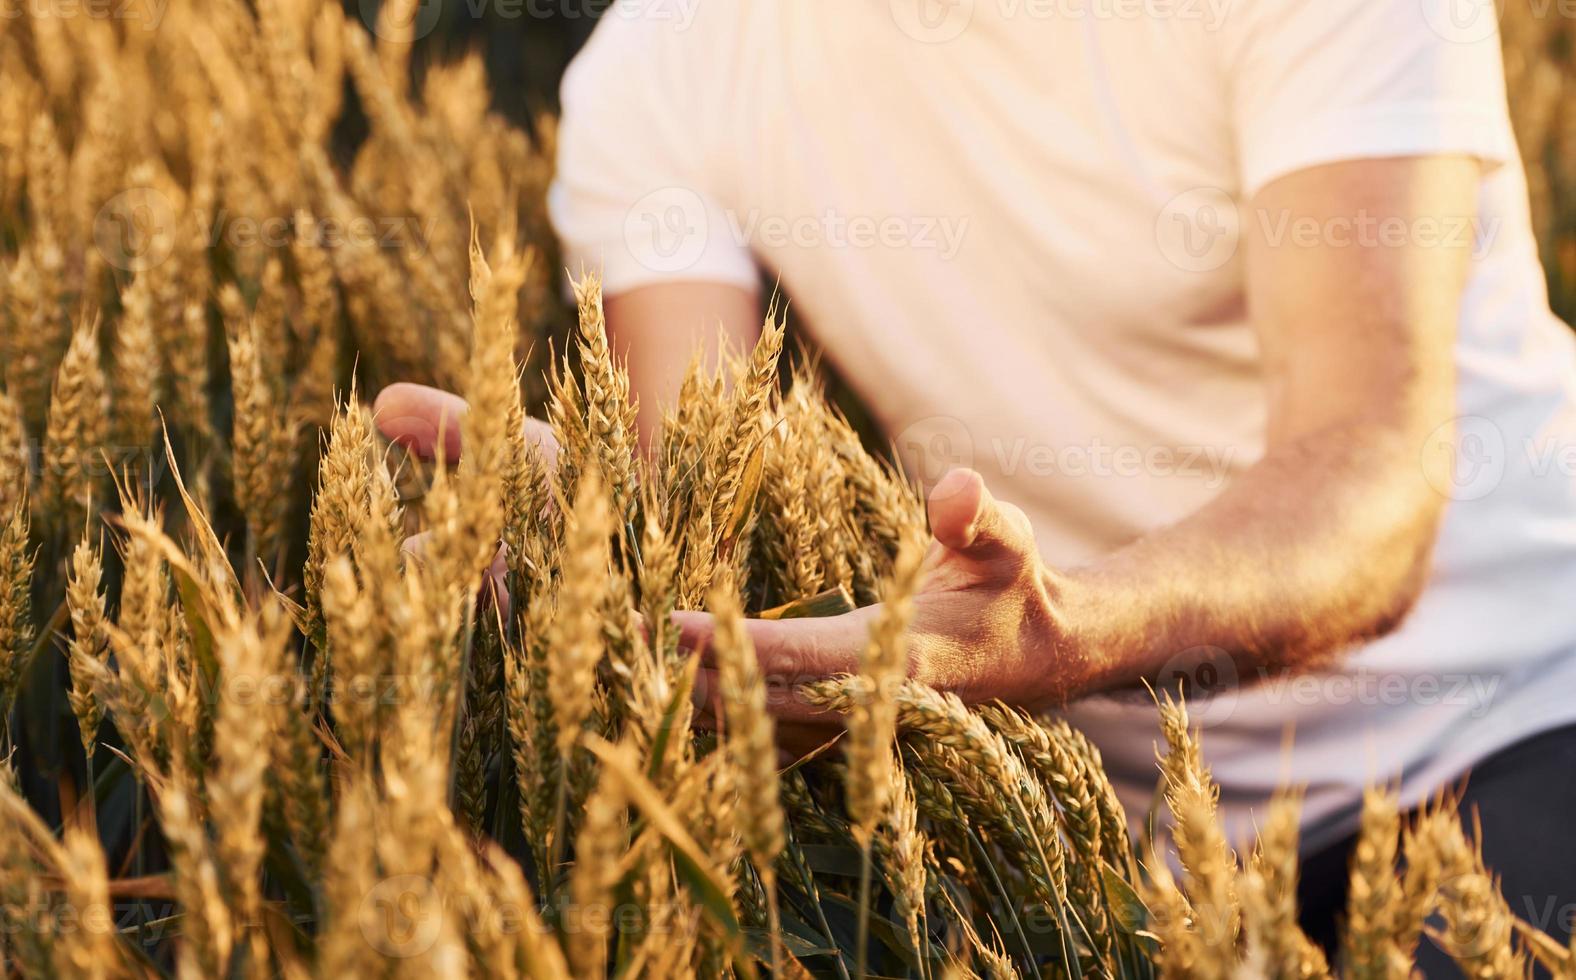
{"left": 63, "top": 530, "right": 108, "bottom": 755}
{"left": 0, "top": 4, "right": 1568, "bottom": 978}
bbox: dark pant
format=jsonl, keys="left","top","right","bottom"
{"left": 1296, "top": 723, "right": 1576, "bottom": 978}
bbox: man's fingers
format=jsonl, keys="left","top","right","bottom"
{"left": 521, "top": 416, "right": 562, "bottom": 472}
{"left": 402, "top": 531, "right": 513, "bottom": 619}
{"left": 671, "top": 607, "right": 871, "bottom": 679}
{"left": 927, "top": 467, "right": 1037, "bottom": 563}
{"left": 693, "top": 666, "right": 853, "bottom": 728}
{"left": 671, "top": 609, "right": 713, "bottom": 659}
{"left": 484, "top": 546, "right": 510, "bottom": 622}
{"left": 400, "top": 529, "right": 431, "bottom": 560}
{"left": 671, "top": 609, "right": 720, "bottom": 661}
{"left": 373, "top": 382, "right": 563, "bottom": 471}
{"left": 374, "top": 383, "right": 468, "bottom": 462}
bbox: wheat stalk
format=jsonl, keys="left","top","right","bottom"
{"left": 111, "top": 270, "right": 160, "bottom": 453}
{"left": 1140, "top": 843, "right": 1206, "bottom": 979}
{"left": 567, "top": 755, "right": 628, "bottom": 977}
{"left": 875, "top": 766, "right": 930, "bottom": 967}
{"left": 1343, "top": 788, "right": 1407, "bottom": 979}
{"left": 549, "top": 466, "right": 612, "bottom": 759}
{"left": 155, "top": 757, "right": 235, "bottom": 977}
{"left": 208, "top": 603, "right": 291, "bottom": 966}
{"left": 52, "top": 829, "right": 120, "bottom": 980}
{"left": 271, "top": 674, "right": 330, "bottom": 876}
{"left": 0, "top": 793, "right": 53, "bottom": 976}
{"left": 707, "top": 571, "right": 786, "bottom": 972}
{"left": 846, "top": 526, "right": 926, "bottom": 840}
{"left": 307, "top": 396, "right": 375, "bottom": 642}
{"left": 0, "top": 387, "right": 31, "bottom": 517}
{"left": 570, "top": 271, "right": 638, "bottom": 521}
{"left": 448, "top": 227, "right": 529, "bottom": 578}
{"left": 1241, "top": 790, "right": 1331, "bottom": 979}
{"left": 102, "top": 504, "right": 170, "bottom": 768}
{"left": 0, "top": 496, "right": 34, "bottom": 712}
{"left": 63, "top": 530, "right": 108, "bottom": 754}
{"left": 710, "top": 308, "right": 786, "bottom": 536}
{"left": 41, "top": 314, "right": 107, "bottom": 528}
{"left": 1422, "top": 815, "right": 1526, "bottom": 978}
{"left": 223, "top": 286, "right": 292, "bottom": 563}
{"left": 321, "top": 555, "right": 377, "bottom": 760}
{"left": 1156, "top": 696, "right": 1238, "bottom": 978}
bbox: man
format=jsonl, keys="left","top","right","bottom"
{"left": 376, "top": 0, "right": 1576, "bottom": 962}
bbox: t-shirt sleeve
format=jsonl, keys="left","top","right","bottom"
{"left": 1220, "top": 0, "right": 1517, "bottom": 199}
{"left": 547, "top": 10, "right": 758, "bottom": 296}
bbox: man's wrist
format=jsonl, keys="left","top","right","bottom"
{"left": 1027, "top": 563, "right": 1113, "bottom": 709}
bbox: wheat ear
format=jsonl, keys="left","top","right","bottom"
{"left": 0, "top": 388, "right": 30, "bottom": 517}
{"left": 570, "top": 270, "right": 638, "bottom": 520}
{"left": 708, "top": 571, "right": 786, "bottom": 972}
{"left": 846, "top": 525, "right": 927, "bottom": 839}
{"left": 64, "top": 530, "right": 109, "bottom": 754}
{"left": 452, "top": 225, "right": 529, "bottom": 578}
{"left": 1241, "top": 790, "right": 1331, "bottom": 979}
{"left": 1157, "top": 695, "right": 1239, "bottom": 974}
{"left": 41, "top": 314, "right": 107, "bottom": 529}
{"left": 223, "top": 287, "right": 292, "bottom": 563}
{"left": 1342, "top": 788, "right": 1408, "bottom": 980}
{"left": 208, "top": 603, "right": 291, "bottom": 964}
{"left": 566, "top": 749, "right": 628, "bottom": 978}
{"left": 52, "top": 829, "right": 121, "bottom": 979}
{"left": 0, "top": 498, "right": 34, "bottom": 712}
{"left": 1425, "top": 815, "right": 1526, "bottom": 978}
{"left": 112, "top": 270, "right": 159, "bottom": 451}
{"left": 549, "top": 466, "right": 612, "bottom": 757}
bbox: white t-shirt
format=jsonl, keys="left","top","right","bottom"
{"left": 549, "top": 0, "right": 1576, "bottom": 850}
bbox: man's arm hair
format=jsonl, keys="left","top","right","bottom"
{"left": 1059, "top": 155, "right": 1473, "bottom": 697}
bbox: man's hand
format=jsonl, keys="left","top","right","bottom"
{"left": 372, "top": 379, "right": 1089, "bottom": 743}
{"left": 683, "top": 468, "right": 1092, "bottom": 747}
{"left": 372, "top": 382, "right": 560, "bottom": 610}
{"left": 689, "top": 155, "right": 1480, "bottom": 738}
{"left": 374, "top": 382, "right": 559, "bottom": 470}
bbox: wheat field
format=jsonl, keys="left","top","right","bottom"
{"left": 1, "top": 1, "right": 1575, "bottom": 978}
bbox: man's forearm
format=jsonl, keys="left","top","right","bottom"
{"left": 1054, "top": 417, "right": 1446, "bottom": 703}
{"left": 1037, "top": 157, "right": 1477, "bottom": 708}
{"left": 605, "top": 282, "right": 761, "bottom": 445}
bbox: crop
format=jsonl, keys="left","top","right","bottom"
{"left": 1, "top": 2, "right": 1574, "bottom": 978}
{"left": 1502, "top": 0, "right": 1576, "bottom": 322}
